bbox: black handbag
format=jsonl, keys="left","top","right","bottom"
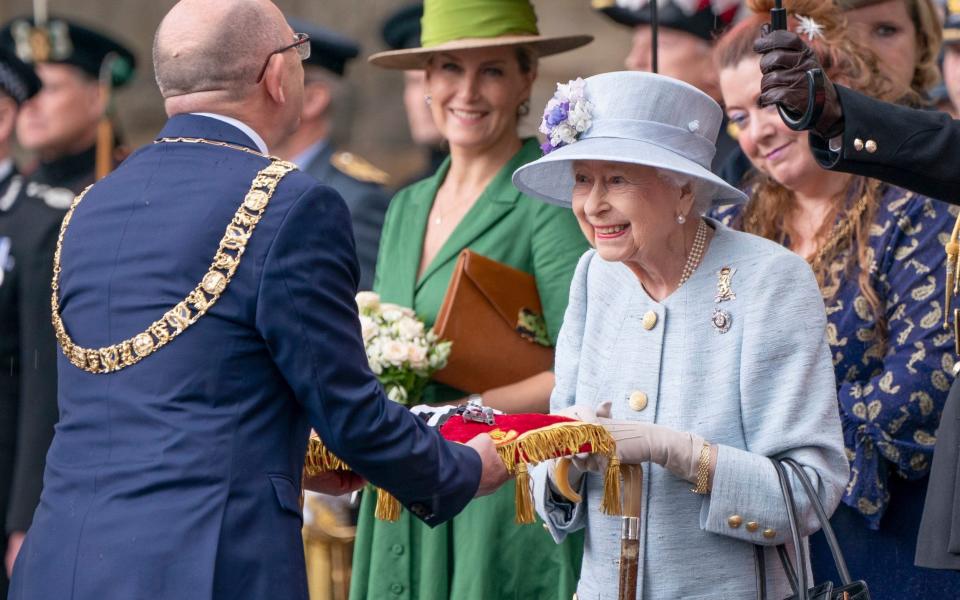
{"left": 754, "top": 457, "right": 870, "bottom": 600}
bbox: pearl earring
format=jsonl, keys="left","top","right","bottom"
{"left": 677, "top": 214, "right": 686, "bottom": 224}
{"left": 424, "top": 95, "right": 432, "bottom": 106}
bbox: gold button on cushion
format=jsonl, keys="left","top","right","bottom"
{"left": 746, "top": 521, "right": 759, "bottom": 533}
{"left": 865, "top": 140, "right": 878, "bottom": 153}
{"left": 853, "top": 138, "right": 864, "bottom": 151}
{"left": 727, "top": 515, "right": 743, "bottom": 529}
{"left": 628, "top": 391, "right": 648, "bottom": 411}
{"left": 763, "top": 528, "right": 776, "bottom": 539}
{"left": 642, "top": 310, "right": 658, "bottom": 330}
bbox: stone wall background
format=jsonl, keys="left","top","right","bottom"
{"left": 0, "top": 0, "right": 631, "bottom": 185}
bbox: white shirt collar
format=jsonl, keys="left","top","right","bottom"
{"left": 191, "top": 113, "right": 270, "bottom": 155}
{"left": 0, "top": 158, "right": 13, "bottom": 182}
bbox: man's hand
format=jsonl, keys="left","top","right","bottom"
{"left": 466, "top": 433, "right": 510, "bottom": 497}
{"left": 754, "top": 27, "right": 844, "bottom": 139}
{"left": 303, "top": 471, "right": 366, "bottom": 496}
{"left": 5, "top": 530, "right": 25, "bottom": 577}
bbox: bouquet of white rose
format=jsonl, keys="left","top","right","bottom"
{"left": 355, "top": 291, "right": 452, "bottom": 407}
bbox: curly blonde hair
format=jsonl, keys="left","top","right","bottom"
{"left": 715, "top": 0, "right": 897, "bottom": 334}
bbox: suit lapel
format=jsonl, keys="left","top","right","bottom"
{"left": 415, "top": 140, "right": 537, "bottom": 290}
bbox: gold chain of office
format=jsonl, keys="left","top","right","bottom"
{"left": 51, "top": 137, "right": 297, "bottom": 374}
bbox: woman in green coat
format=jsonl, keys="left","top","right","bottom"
{"left": 349, "top": 1, "right": 591, "bottom": 598}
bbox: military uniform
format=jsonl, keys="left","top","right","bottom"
{"left": 296, "top": 144, "right": 390, "bottom": 291}
{"left": 0, "top": 17, "right": 135, "bottom": 547}
{"left": 0, "top": 43, "right": 40, "bottom": 600}
{"left": 284, "top": 18, "right": 392, "bottom": 292}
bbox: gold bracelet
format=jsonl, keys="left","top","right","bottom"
{"left": 690, "top": 442, "right": 711, "bottom": 495}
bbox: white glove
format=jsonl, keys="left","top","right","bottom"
{"left": 555, "top": 400, "right": 612, "bottom": 424}
{"left": 604, "top": 421, "right": 707, "bottom": 484}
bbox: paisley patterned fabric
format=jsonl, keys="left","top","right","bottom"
{"left": 712, "top": 185, "right": 956, "bottom": 528}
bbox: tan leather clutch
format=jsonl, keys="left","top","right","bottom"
{"left": 432, "top": 249, "right": 554, "bottom": 393}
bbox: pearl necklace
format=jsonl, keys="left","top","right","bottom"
{"left": 678, "top": 218, "right": 708, "bottom": 288}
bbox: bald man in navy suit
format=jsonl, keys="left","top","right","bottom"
{"left": 8, "top": 2, "right": 506, "bottom": 599}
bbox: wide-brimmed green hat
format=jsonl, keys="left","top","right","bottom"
{"left": 369, "top": 0, "right": 592, "bottom": 69}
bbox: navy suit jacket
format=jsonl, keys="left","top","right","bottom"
{"left": 9, "top": 114, "right": 481, "bottom": 600}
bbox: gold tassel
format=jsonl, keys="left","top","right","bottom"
{"left": 514, "top": 462, "right": 535, "bottom": 524}
{"left": 944, "top": 215, "right": 960, "bottom": 328}
{"left": 600, "top": 456, "right": 623, "bottom": 516}
{"left": 374, "top": 488, "right": 401, "bottom": 521}
{"left": 304, "top": 437, "right": 349, "bottom": 476}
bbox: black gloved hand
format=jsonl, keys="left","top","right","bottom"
{"left": 753, "top": 26, "right": 844, "bottom": 140}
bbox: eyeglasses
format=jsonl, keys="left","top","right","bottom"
{"left": 256, "top": 32, "right": 311, "bottom": 83}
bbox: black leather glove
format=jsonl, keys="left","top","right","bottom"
{"left": 753, "top": 26, "right": 844, "bottom": 140}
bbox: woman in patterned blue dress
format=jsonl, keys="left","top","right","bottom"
{"left": 712, "top": 0, "right": 959, "bottom": 594}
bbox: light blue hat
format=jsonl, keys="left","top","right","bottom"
{"left": 512, "top": 71, "right": 748, "bottom": 207}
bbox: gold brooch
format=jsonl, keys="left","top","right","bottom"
{"left": 715, "top": 266, "right": 736, "bottom": 303}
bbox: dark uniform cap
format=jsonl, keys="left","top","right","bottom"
{"left": 0, "top": 16, "right": 136, "bottom": 87}
{"left": 593, "top": 0, "right": 737, "bottom": 41}
{"left": 946, "top": 0, "right": 960, "bottom": 46}
{"left": 0, "top": 44, "right": 41, "bottom": 105}
{"left": 286, "top": 17, "right": 360, "bottom": 77}
{"left": 381, "top": 4, "right": 424, "bottom": 50}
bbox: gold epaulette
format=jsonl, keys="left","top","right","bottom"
{"left": 331, "top": 151, "right": 390, "bottom": 186}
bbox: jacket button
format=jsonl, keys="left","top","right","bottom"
{"left": 746, "top": 521, "right": 759, "bottom": 532}
{"left": 727, "top": 515, "right": 743, "bottom": 529}
{"left": 763, "top": 528, "right": 776, "bottom": 539}
{"left": 642, "top": 310, "right": 658, "bottom": 330}
{"left": 853, "top": 138, "right": 864, "bottom": 151}
{"left": 390, "top": 583, "right": 404, "bottom": 594}
{"left": 865, "top": 140, "right": 878, "bottom": 153}
{"left": 628, "top": 391, "right": 648, "bottom": 411}
{"left": 392, "top": 544, "right": 404, "bottom": 555}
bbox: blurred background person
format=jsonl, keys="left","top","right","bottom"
{"left": 714, "top": 0, "right": 959, "bottom": 594}
{"left": 591, "top": 0, "right": 749, "bottom": 183}
{"left": 0, "top": 14, "right": 135, "bottom": 577}
{"left": 273, "top": 18, "right": 390, "bottom": 292}
{"left": 350, "top": 0, "right": 592, "bottom": 598}
{"left": 380, "top": 3, "right": 447, "bottom": 186}
{"left": 839, "top": 0, "right": 944, "bottom": 105}
{"left": 942, "top": 0, "right": 960, "bottom": 115}
{"left": 0, "top": 43, "right": 40, "bottom": 600}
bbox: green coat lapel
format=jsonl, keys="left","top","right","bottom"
{"left": 416, "top": 139, "right": 539, "bottom": 290}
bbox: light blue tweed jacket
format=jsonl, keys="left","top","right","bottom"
{"left": 533, "top": 220, "right": 849, "bottom": 599}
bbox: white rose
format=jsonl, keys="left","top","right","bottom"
{"left": 355, "top": 291, "right": 380, "bottom": 312}
{"left": 397, "top": 317, "right": 424, "bottom": 341}
{"left": 386, "top": 384, "right": 408, "bottom": 404}
{"left": 359, "top": 315, "right": 378, "bottom": 343}
{"left": 382, "top": 340, "right": 409, "bottom": 366}
{"left": 407, "top": 344, "right": 428, "bottom": 369}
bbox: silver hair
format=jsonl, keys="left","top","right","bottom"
{"left": 656, "top": 170, "right": 712, "bottom": 217}
{"left": 153, "top": 0, "right": 287, "bottom": 99}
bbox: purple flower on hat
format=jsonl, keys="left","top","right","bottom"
{"left": 538, "top": 78, "right": 593, "bottom": 154}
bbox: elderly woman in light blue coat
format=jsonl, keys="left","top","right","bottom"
{"left": 512, "top": 71, "right": 850, "bottom": 599}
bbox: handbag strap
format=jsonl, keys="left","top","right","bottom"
{"left": 754, "top": 546, "right": 767, "bottom": 600}
{"left": 770, "top": 458, "right": 810, "bottom": 600}
{"left": 780, "top": 457, "right": 853, "bottom": 585}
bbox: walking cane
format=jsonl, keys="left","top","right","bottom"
{"left": 618, "top": 464, "right": 643, "bottom": 600}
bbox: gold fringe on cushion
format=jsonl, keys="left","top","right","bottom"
{"left": 304, "top": 437, "right": 349, "bottom": 476}
{"left": 601, "top": 456, "right": 623, "bottom": 516}
{"left": 375, "top": 488, "right": 402, "bottom": 521}
{"left": 305, "top": 422, "right": 619, "bottom": 524}
{"left": 514, "top": 462, "right": 535, "bottom": 524}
